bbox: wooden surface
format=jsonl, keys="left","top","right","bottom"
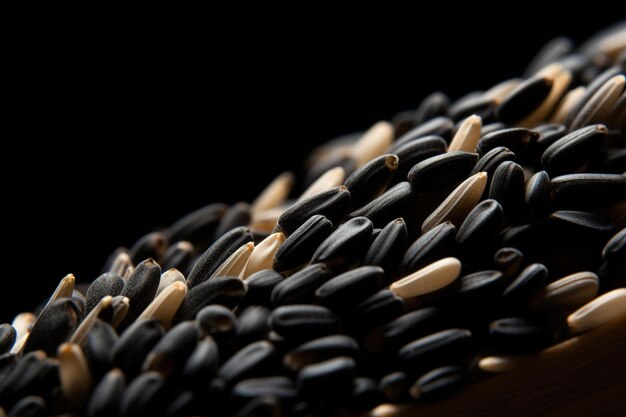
{"left": 390, "top": 314, "right": 626, "bottom": 417}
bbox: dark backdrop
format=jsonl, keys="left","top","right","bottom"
{"left": 0, "top": 10, "right": 621, "bottom": 322}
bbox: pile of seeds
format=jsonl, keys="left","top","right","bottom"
{"left": 2, "top": 25, "right": 626, "bottom": 417}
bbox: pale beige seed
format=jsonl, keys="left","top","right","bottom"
{"left": 595, "top": 27, "right": 626, "bottom": 60}
{"left": 240, "top": 232, "right": 285, "bottom": 279}
{"left": 298, "top": 167, "right": 345, "bottom": 202}
{"left": 39, "top": 274, "right": 75, "bottom": 318}
{"left": 111, "top": 297, "right": 130, "bottom": 329}
{"left": 370, "top": 404, "right": 402, "bottom": 417}
{"left": 250, "top": 206, "right": 285, "bottom": 233}
{"left": 422, "top": 172, "right": 488, "bottom": 233}
{"left": 607, "top": 91, "right": 626, "bottom": 128}
{"left": 530, "top": 271, "right": 599, "bottom": 311}
{"left": 571, "top": 75, "right": 626, "bottom": 129}
{"left": 567, "top": 288, "right": 626, "bottom": 334}
{"left": 10, "top": 334, "right": 29, "bottom": 354}
{"left": 122, "top": 265, "right": 134, "bottom": 280}
{"left": 211, "top": 242, "right": 255, "bottom": 278}
{"left": 551, "top": 86, "right": 586, "bottom": 124}
{"left": 518, "top": 65, "right": 572, "bottom": 127}
{"left": 448, "top": 114, "right": 482, "bottom": 152}
{"left": 390, "top": 257, "right": 462, "bottom": 298}
{"left": 70, "top": 296, "right": 113, "bottom": 345}
{"left": 251, "top": 171, "right": 295, "bottom": 214}
{"left": 351, "top": 121, "right": 394, "bottom": 167}
{"left": 484, "top": 78, "right": 522, "bottom": 104}
{"left": 478, "top": 355, "right": 530, "bottom": 373}
{"left": 157, "top": 268, "right": 186, "bottom": 296}
{"left": 109, "top": 251, "right": 133, "bottom": 277}
{"left": 137, "top": 281, "right": 187, "bottom": 328}
{"left": 11, "top": 312, "right": 36, "bottom": 342}
{"left": 58, "top": 343, "right": 92, "bottom": 408}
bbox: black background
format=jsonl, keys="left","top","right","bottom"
{"left": 0, "top": 9, "right": 622, "bottom": 322}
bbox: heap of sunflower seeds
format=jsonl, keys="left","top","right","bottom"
{"left": 1, "top": 24, "right": 626, "bottom": 417}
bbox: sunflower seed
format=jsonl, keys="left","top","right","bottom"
{"left": 603, "top": 227, "right": 626, "bottom": 268}
{"left": 379, "top": 371, "right": 409, "bottom": 403}
{"left": 129, "top": 232, "right": 167, "bottom": 265}
{"left": 182, "top": 336, "right": 220, "bottom": 385}
{"left": 186, "top": 226, "right": 253, "bottom": 288}
{"left": 345, "top": 290, "right": 405, "bottom": 332}
{"left": 484, "top": 79, "right": 523, "bottom": 105}
{"left": 408, "top": 151, "right": 478, "bottom": 193}
{"left": 542, "top": 124, "right": 607, "bottom": 175}
{"left": 283, "top": 334, "right": 359, "bottom": 372}
{"left": 137, "top": 281, "right": 187, "bottom": 328}
{"left": 525, "top": 37, "right": 574, "bottom": 76}
{"left": 456, "top": 199, "right": 504, "bottom": 260}
{"left": 390, "top": 258, "right": 461, "bottom": 299}
{"left": 401, "top": 221, "right": 457, "bottom": 274}
{"left": 311, "top": 217, "right": 373, "bottom": 268}
{"left": 108, "top": 296, "right": 130, "bottom": 329}
{"left": 7, "top": 396, "right": 46, "bottom": 417}
{"left": 529, "top": 123, "right": 568, "bottom": 161}
{"left": 298, "top": 357, "right": 356, "bottom": 398}
{"left": 273, "top": 216, "right": 333, "bottom": 273}
{"left": 83, "top": 320, "right": 118, "bottom": 380}
{"left": 251, "top": 172, "right": 295, "bottom": 214}
{"left": 350, "top": 121, "right": 395, "bottom": 167}
{"left": 493, "top": 247, "right": 525, "bottom": 281}
{"left": 23, "top": 299, "right": 80, "bottom": 357}
{"left": 448, "top": 115, "right": 482, "bottom": 152}
{"left": 344, "top": 154, "right": 400, "bottom": 208}
{"left": 234, "top": 306, "right": 271, "bottom": 348}
{"left": 489, "top": 317, "right": 553, "bottom": 353}
{"left": 530, "top": 271, "right": 599, "bottom": 311}
{"left": 70, "top": 296, "right": 113, "bottom": 345}
{"left": 233, "top": 395, "right": 281, "bottom": 417}
{"left": 409, "top": 366, "right": 467, "bottom": 400}
{"left": 518, "top": 64, "right": 572, "bottom": 127}
{"left": 299, "top": 167, "right": 346, "bottom": 202}
{"left": 567, "top": 288, "right": 626, "bottom": 334}
{"left": 570, "top": 74, "right": 626, "bottom": 130}
{"left": 392, "top": 117, "right": 455, "bottom": 150}
{"left": 86, "top": 369, "right": 125, "bottom": 417}
{"left": 218, "top": 340, "right": 276, "bottom": 385}
{"left": 414, "top": 92, "right": 450, "bottom": 125}
{"left": 525, "top": 170, "right": 552, "bottom": 220}
{"left": 156, "top": 268, "right": 186, "bottom": 296}
{"left": 165, "top": 202, "right": 227, "bottom": 248}
{"left": 241, "top": 233, "right": 285, "bottom": 279}
{"left": 316, "top": 266, "right": 384, "bottom": 311}
{"left": 211, "top": 242, "right": 255, "bottom": 278}
{"left": 497, "top": 75, "right": 554, "bottom": 124}
{"left": 38, "top": 274, "right": 75, "bottom": 319}
{"left": 174, "top": 277, "right": 246, "bottom": 323}
{"left": 390, "top": 136, "right": 447, "bottom": 181}
{"left": 478, "top": 355, "right": 528, "bottom": 373}
{"left": 58, "top": 343, "right": 92, "bottom": 408}
{"left": 233, "top": 376, "right": 298, "bottom": 402}
{"left": 271, "top": 264, "right": 332, "bottom": 306}
{"left": 119, "top": 258, "right": 161, "bottom": 325}
{"left": 551, "top": 173, "right": 626, "bottom": 210}
{"left": 110, "top": 319, "right": 164, "bottom": 377}
{"left": 85, "top": 273, "right": 124, "bottom": 315}
{"left": 242, "top": 270, "right": 285, "bottom": 307}
{"left": 143, "top": 321, "right": 199, "bottom": 376}
{"left": 269, "top": 305, "right": 338, "bottom": 341}
{"left": 470, "top": 147, "right": 516, "bottom": 191}
{"left": 102, "top": 248, "right": 133, "bottom": 277}
{"left": 548, "top": 211, "right": 614, "bottom": 242}
{"left": 363, "top": 218, "right": 408, "bottom": 275}
{"left": 476, "top": 127, "right": 538, "bottom": 156}
{"left": 11, "top": 313, "right": 36, "bottom": 345}
{"left": 421, "top": 173, "right": 487, "bottom": 233}
{"left": 161, "top": 243, "right": 195, "bottom": 277}
{"left": 0, "top": 325, "right": 16, "bottom": 355}
{"left": 489, "top": 161, "right": 525, "bottom": 215}
{"left": 551, "top": 86, "right": 586, "bottom": 124}
{"left": 398, "top": 329, "right": 472, "bottom": 375}
{"left": 119, "top": 371, "right": 165, "bottom": 417}
{"left": 277, "top": 186, "right": 351, "bottom": 236}
{"left": 349, "top": 182, "right": 419, "bottom": 227}
{"left": 454, "top": 270, "right": 504, "bottom": 305}
{"left": 502, "top": 263, "right": 548, "bottom": 304}
{"left": 449, "top": 93, "right": 495, "bottom": 122}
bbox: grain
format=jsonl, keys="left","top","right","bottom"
{"left": 211, "top": 242, "right": 255, "bottom": 278}
{"left": 390, "top": 258, "right": 461, "bottom": 299}
{"left": 240, "top": 232, "right": 285, "bottom": 279}
{"left": 351, "top": 121, "right": 395, "bottom": 167}
{"left": 137, "top": 281, "right": 187, "bottom": 328}
{"left": 567, "top": 288, "right": 626, "bottom": 334}
{"left": 298, "top": 167, "right": 345, "bottom": 201}
{"left": 448, "top": 115, "right": 482, "bottom": 152}
{"left": 58, "top": 343, "right": 92, "bottom": 408}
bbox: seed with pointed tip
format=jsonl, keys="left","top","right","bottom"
{"left": 58, "top": 343, "right": 92, "bottom": 408}
{"left": 345, "top": 289, "right": 405, "bottom": 332}
{"left": 311, "top": 217, "right": 373, "bottom": 268}
{"left": 213, "top": 202, "right": 252, "bottom": 241}
{"left": 454, "top": 270, "right": 504, "bottom": 304}
{"left": 415, "top": 92, "right": 450, "bottom": 124}
{"left": 243, "top": 270, "right": 285, "bottom": 307}
{"left": 277, "top": 186, "right": 351, "bottom": 236}
{"left": 392, "top": 136, "right": 448, "bottom": 182}
{"left": 85, "top": 273, "right": 124, "bottom": 315}
{"left": 349, "top": 182, "right": 419, "bottom": 227}
{"left": 269, "top": 305, "right": 338, "bottom": 341}
{"left": 477, "top": 127, "right": 537, "bottom": 157}
{"left": 392, "top": 117, "right": 455, "bottom": 150}
{"left": 408, "top": 151, "right": 478, "bottom": 192}
{"left": 391, "top": 258, "right": 461, "bottom": 299}
{"left": 110, "top": 319, "right": 164, "bottom": 378}
{"left": 410, "top": 366, "right": 467, "bottom": 400}
{"left": 101, "top": 248, "right": 132, "bottom": 277}
{"left": 23, "top": 299, "right": 80, "bottom": 357}
{"left": 86, "top": 369, "right": 125, "bottom": 417}
{"left": 456, "top": 199, "right": 504, "bottom": 260}
{"left": 363, "top": 218, "right": 408, "bottom": 275}
{"left": 186, "top": 226, "right": 253, "bottom": 288}
{"left": 273, "top": 215, "right": 333, "bottom": 273}
{"left": 83, "top": 320, "right": 118, "bottom": 380}
{"left": 401, "top": 222, "right": 457, "bottom": 275}
{"left": 174, "top": 277, "right": 246, "bottom": 323}
{"left": 365, "top": 308, "right": 443, "bottom": 353}
{"left": 119, "top": 371, "right": 165, "bottom": 417}
{"left": 603, "top": 228, "right": 626, "bottom": 268}
{"left": 344, "top": 154, "right": 400, "bottom": 208}
{"left": 298, "top": 357, "right": 356, "bottom": 398}
{"left": 525, "top": 171, "right": 552, "bottom": 220}
{"left": 182, "top": 336, "right": 220, "bottom": 385}
{"left": 235, "top": 306, "right": 271, "bottom": 348}
{"left": 497, "top": 75, "right": 554, "bottom": 124}
{"left": 570, "top": 74, "right": 625, "bottom": 130}
{"left": 0, "top": 325, "right": 16, "bottom": 355}
{"left": 120, "top": 258, "right": 161, "bottom": 324}
{"left": 567, "top": 288, "right": 626, "bottom": 334}
{"left": 548, "top": 210, "right": 614, "bottom": 240}
{"left": 241, "top": 232, "right": 285, "bottom": 279}
{"left": 283, "top": 334, "right": 359, "bottom": 372}
{"left": 143, "top": 321, "right": 199, "bottom": 376}
{"left": 7, "top": 396, "right": 46, "bottom": 417}
{"left": 161, "top": 242, "right": 194, "bottom": 274}
{"left": 251, "top": 171, "right": 295, "bottom": 214}
{"left": 551, "top": 173, "right": 626, "bottom": 210}
{"left": 398, "top": 329, "right": 472, "bottom": 375}
{"left": 218, "top": 340, "right": 276, "bottom": 385}
{"left": 542, "top": 124, "right": 607, "bottom": 175}
{"left": 470, "top": 147, "right": 516, "bottom": 195}
{"left": 196, "top": 305, "right": 237, "bottom": 340}
{"left": 489, "top": 161, "right": 525, "bottom": 214}
{"left": 156, "top": 268, "right": 185, "bottom": 296}
{"left": 271, "top": 264, "right": 333, "bottom": 306}
{"left": 351, "top": 121, "right": 394, "bottom": 167}
{"left": 211, "top": 242, "right": 255, "bottom": 279}
{"left": 316, "top": 266, "right": 384, "bottom": 311}
{"left": 129, "top": 232, "right": 168, "bottom": 265}
{"left": 530, "top": 271, "right": 599, "bottom": 311}
{"left": 503, "top": 263, "right": 548, "bottom": 304}
{"left": 448, "top": 115, "right": 482, "bottom": 153}
{"left": 524, "top": 36, "right": 573, "bottom": 76}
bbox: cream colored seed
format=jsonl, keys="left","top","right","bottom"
{"left": 567, "top": 288, "right": 626, "bottom": 334}
{"left": 157, "top": 268, "right": 186, "bottom": 296}
{"left": 138, "top": 281, "right": 187, "bottom": 328}
{"left": 39, "top": 274, "right": 75, "bottom": 318}
{"left": 370, "top": 404, "right": 402, "bottom": 417}
{"left": 70, "top": 296, "right": 113, "bottom": 345}
{"left": 58, "top": 343, "right": 92, "bottom": 408}
{"left": 422, "top": 172, "right": 488, "bottom": 233}
{"left": 240, "top": 232, "right": 285, "bottom": 279}
{"left": 250, "top": 206, "right": 285, "bottom": 233}
{"left": 11, "top": 312, "right": 36, "bottom": 342}
{"left": 478, "top": 355, "right": 529, "bottom": 373}
{"left": 530, "top": 271, "right": 599, "bottom": 311}
{"left": 519, "top": 64, "right": 571, "bottom": 127}
{"left": 571, "top": 75, "right": 625, "bottom": 129}
{"left": 251, "top": 171, "right": 295, "bottom": 214}
{"left": 551, "top": 86, "right": 586, "bottom": 124}
{"left": 298, "top": 167, "right": 345, "bottom": 201}
{"left": 351, "top": 121, "right": 394, "bottom": 167}
{"left": 448, "top": 114, "right": 482, "bottom": 152}
{"left": 111, "top": 297, "right": 130, "bottom": 329}
{"left": 211, "top": 242, "right": 255, "bottom": 278}
{"left": 390, "top": 257, "right": 462, "bottom": 298}
{"left": 109, "top": 251, "right": 133, "bottom": 278}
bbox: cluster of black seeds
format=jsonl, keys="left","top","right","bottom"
{"left": 1, "top": 23, "right": 626, "bottom": 417}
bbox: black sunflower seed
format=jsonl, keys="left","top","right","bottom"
{"left": 283, "top": 334, "right": 359, "bottom": 372}
{"left": 213, "top": 202, "right": 252, "bottom": 241}
{"left": 277, "top": 186, "right": 351, "bottom": 236}
{"left": 526, "top": 123, "right": 568, "bottom": 164}
{"left": 380, "top": 371, "right": 410, "bottom": 403}
{"left": 454, "top": 270, "right": 505, "bottom": 305}
{"left": 488, "top": 161, "right": 525, "bottom": 215}
{"left": 311, "top": 217, "right": 373, "bottom": 269}
{"left": 85, "top": 273, "right": 125, "bottom": 315}
{"left": 497, "top": 76, "right": 554, "bottom": 124}
{"left": 344, "top": 154, "right": 400, "bottom": 208}
{"left": 182, "top": 336, "right": 220, "bottom": 386}
{"left": 271, "top": 264, "right": 333, "bottom": 306}
{"left": 541, "top": 124, "right": 607, "bottom": 176}
{"left": 83, "top": 320, "right": 118, "bottom": 380}
{"left": 365, "top": 307, "right": 443, "bottom": 353}
{"left": 196, "top": 304, "right": 237, "bottom": 341}
{"left": 349, "top": 182, "right": 420, "bottom": 228}
{"left": 551, "top": 173, "right": 626, "bottom": 210}
{"left": 86, "top": 369, "right": 125, "bottom": 417}
{"left": 414, "top": 92, "right": 450, "bottom": 125}
{"left": 23, "top": 299, "right": 80, "bottom": 357}
{"left": 348, "top": 377, "right": 384, "bottom": 410}
{"left": 525, "top": 170, "right": 552, "bottom": 220}
{"left": 400, "top": 221, "right": 457, "bottom": 275}
{"left": 448, "top": 93, "right": 495, "bottom": 122}
{"left": 143, "top": 321, "right": 199, "bottom": 376}
{"left": 119, "top": 371, "right": 165, "bottom": 417}
{"left": 233, "top": 376, "right": 299, "bottom": 404}
{"left": 392, "top": 117, "right": 455, "bottom": 149}
{"left": 110, "top": 319, "right": 164, "bottom": 378}
{"left": 493, "top": 247, "right": 525, "bottom": 281}
{"left": 456, "top": 200, "right": 504, "bottom": 261}
{"left": 315, "top": 266, "right": 384, "bottom": 312}
{"left": 242, "top": 270, "right": 285, "bottom": 307}
{"left": 409, "top": 366, "right": 467, "bottom": 401}
{"left": 7, "top": 395, "right": 47, "bottom": 417}
{"left": 234, "top": 306, "right": 271, "bottom": 348}
{"left": 174, "top": 277, "right": 246, "bottom": 323}
{"left": 408, "top": 151, "right": 478, "bottom": 192}
{"left": 273, "top": 215, "right": 333, "bottom": 273}
{"left": 119, "top": 258, "right": 161, "bottom": 325}
{"left": 489, "top": 317, "right": 554, "bottom": 353}
{"left": 476, "top": 128, "right": 538, "bottom": 156}
{"left": 186, "top": 226, "right": 254, "bottom": 288}
{"left": 165, "top": 203, "right": 227, "bottom": 250}
{"left": 502, "top": 263, "right": 548, "bottom": 305}
{"left": 218, "top": 340, "right": 276, "bottom": 386}
{"left": 391, "top": 136, "right": 448, "bottom": 182}
{"left": 129, "top": 232, "right": 168, "bottom": 265}
{"left": 0, "top": 324, "right": 16, "bottom": 355}
{"left": 269, "top": 305, "right": 338, "bottom": 341}
{"left": 233, "top": 395, "right": 282, "bottom": 417}
{"left": 297, "top": 357, "right": 356, "bottom": 398}
{"left": 398, "top": 329, "right": 472, "bottom": 375}
{"left": 603, "top": 228, "right": 626, "bottom": 269}
{"left": 470, "top": 146, "right": 516, "bottom": 191}
{"left": 548, "top": 210, "right": 614, "bottom": 243}
{"left": 161, "top": 242, "right": 195, "bottom": 274}
{"left": 345, "top": 290, "right": 405, "bottom": 332}
{"left": 363, "top": 218, "right": 408, "bottom": 276}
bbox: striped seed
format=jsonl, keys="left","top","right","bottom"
{"left": 218, "top": 340, "right": 276, "bottom": 385}
{"left": 142, "top": 321, "right": 199, "bottom": 376}
{"left": 182, "top": 336, "right": 219, "bottom": 385}
{"left": 551, "top": 173, "right": 626, "bottom": 210}
{"left": 251, "top": 172, "right": 295, "bottom": 214}
{"left": 476, "top": 127, "right": 538, "bottom": 156}
{"left": 283, "top": 334, "right": 359, "bottom": 372}
{"left": 174, "top": 277, "right": 246, "bottom": 323}
{"left": 298, "top": 167, "right": 345, "bottom": 202}
{"left": 315, "top": 266, "right": 385, "bottom": 311}
{"left": 567, "top": 288, "right": 626, "bottom": 334}
{"left": 269, "top": 305, "right": 338, "bottom": 341}
{"left": 525, "top": 171, "right": 552, "bottom": 220}
{"left": 602, "top": 227, "right": 626, "bottom": 267}
{"left": 85, "top": 272, "right": 124, "bottom": 315}
{"left": 211, "top": 242, "right": 255, "bottom": 278}
{"left": 570, "top": 75, "right": 625, "bottom": 130}
{"left": 409, "top": 366, "right": 467, "bottom": 400}
{"left": 408, "top": 152, "right": 479, "bottom": 193}
{"left": 110, "top": 319, "right": 164, "bottom": 377}
{"left": 470, "top": 147, "right": 516, "bottom": 188}
{"left": 70, "top": 296, "right": 113, "bottom": 345}
{"left": 448, "top": 115, "right": 482, "bottom": 152}
{"left": 250, "top": 206, "right": 284, "bottom": 233}
{"left": 345, "top": 290, "right": 405, "bottom": 332}
{"left": 349, "top": 182, "right": 419, "bottom": 227}
{"left": 101, "top": 248, "right": 132, "bottom": 277}
{"left": 271, "top": 264, "right": 333, "bottom": 306}
{"left": 391, "top": 136, "right": 447, "bottom": 181}
{"left": 455, "top": 199, "right": 504, "bottom": 260}
{"left": 398, "top": 329, "right": 472, "bottom": 375}
{"left": 502, "top": 263, "right": 548, "bottom": 304}
{"left": 58, "top": 343, "right": 92, "bottom": 409}
{"left": 454, "top": 270, "right": 504, "bottom": 305}
{"left": 234, "top": 306, "right": 271, "bottom": 348}
{"left": 493, "top": 247, "right": 525, "bottom": 281}
{"left": 564, "top": 66, "right": 623, "bottom": 127}
{"left": 489, "top": 161, "right": 525, "bottom": 214}
{"left": 344, "top": 154, "right": 400, "bottom": 208}
{"left": 311, "top": 216, "right": 373, "bottom": 268}
{"left": 365, "top": 307, "right": 443, "bottom": 353}
{"left": 240, "top": 232, "right": 285, "bottom": 279}
{"left": 165, "top": 202, "right": 227, "bottom": 247}
{"left": 414, "top": 92, "right": 450, "bottom": 125}
{"left": 401, "top": 221, "right": 457, "bottom": 274}
{"left": 23, "top": 299, "right": 80, "bottom": 357}
{"left": 243, "top": 270, "right": 285, "bottom": 307}
{"left": 390, "top": 257, "right": 461, "bottom": 299}
{"left": 489, "top": 317, "right": 554, "bottom": 353}
{"left": 363, "top": 218, "right": 408, "bottom": 274}
{"left": 297, "top": 357, "right": 356, "bottom": 398}
{"left": 119, "top": 258, "right": 161, "bottom": 324}
{"left": 421, "top": 172, "right": 487, "bottom": 233}
{"left": 530, "top": 271, "right": 599, "bottom": 311}
{"left": 156, "top": 268, "right": 185, "bottom": 296}
{"left": 39, "top": 274, "right": 75, "bottom": 319}
{"left": 518, "top": 64, "right": 572, "bottom": 127}
{"left": 128, "top": 232, "right": 167, "bottom": 265}
{"left": 543, "top": 124, "right": 608, "bottom": 175}
{"left": 548, "top": 211, "right": 614, "bottom": 241}
{"left": 137, "top": 281, "right": 187, "bottom": 328}
{"left": 551, "top": 86, "right": 586, "bottom": 124}
{"left": 497, "top": 75, "right": 554, "bottom": 124}
{"left": 273, "top": 215, "right": 333, "bottom": 273}
{"left": 7, "top": 396, "right": 46, "bottom": 417}
{"left": 351, "top": 121, "right": 395, "bottom": 167}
